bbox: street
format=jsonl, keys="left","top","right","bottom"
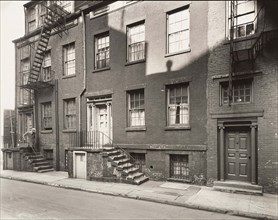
{"left": 0, "top": 179, "right": 249, "bottom": 220}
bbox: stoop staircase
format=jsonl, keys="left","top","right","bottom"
{"left": 24, "top": 152, "right": 54, "bottom": 173}
{"left": 102, "top": 147, "right": 149, "bottom": 185}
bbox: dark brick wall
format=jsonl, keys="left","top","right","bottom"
{"left": 207, "top": 1, "right": 278, "bottom": 193}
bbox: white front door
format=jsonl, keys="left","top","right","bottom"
{"left": 74, "top": 152, "right": 86, "bottom": 179}
{"left": 87, "top": 101, "right": 112, "bottom": 147}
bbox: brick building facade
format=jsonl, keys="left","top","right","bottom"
{"left": 6, "top": 1, "right": 278, "bottom": 193}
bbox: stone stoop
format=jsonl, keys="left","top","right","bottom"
{"left": 102, "top": 147, "right": 149, "bottom": 185}
{"left": 24, "top": 152, "right": 54, "bottom": 173}
{"left": 213, "top": 181, "right": 263, "bottom": 196}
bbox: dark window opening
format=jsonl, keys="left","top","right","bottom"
{"left": 130, "top": 153, "right": 146, "bottom": 172}
{"left": 170, "top": 154, "right": 189, "bottom": 179}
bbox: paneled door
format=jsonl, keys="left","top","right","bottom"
{"left": 225, "top": 130, "right": 251, "bottom": 182}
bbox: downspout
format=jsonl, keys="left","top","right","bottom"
{"left": 79, "top": 11, "right": 87, "bottom": 141}
{"left": 55, "top": 79, "right": 59, "bottom": 170}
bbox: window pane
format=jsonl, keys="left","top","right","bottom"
{"left": 128, "top": 23, "right": 145, "bottom": 62}
{"left": 96, "top": 34, "right": 110, "bottom": 69}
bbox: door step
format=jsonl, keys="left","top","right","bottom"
{"left": 213, "top": 181, "right": 263, "bottom": 196}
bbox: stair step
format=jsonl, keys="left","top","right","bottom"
{"left": 122, "top": 167, "right": 139, "bottom": 176}
{"left": 112, "top": 158, "right": 130, "bottom": 166}
{"left": 117, "top": 163, "right": 133, "bottom": 171}
{"left": 106, "top": 150, "right": 121, "bottom": 157}
{"left": 127, "top": 172, "right": 144, "bottom": 181}
{"left": 37, "top": 168, "right": 54, "bottom": 173}
{"left": 34, "top": 165, "right": 53, "bottom": 171}
{"left": 108, "top": 154, "right": 125, "bottom": 162}
{"left": 32, "top": 161, "right": 49, "bottom": 166}
{"left": 133, "top": 175, "right": 149, "bottom": 185}
{"left": 213, "top": 181, "right": 263, "bottom": 196}
{"left": 30, "top": 158, "right": 45, "bottom": 163}
{"left": 27, "top": 155, "right": 44, "bottom": 159}
{"left": 103, "top": 147, "right": 115, "bottom": 152}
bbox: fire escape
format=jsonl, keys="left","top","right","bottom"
{"left": 228, "top": 0, "right": 266, "bottom": 105}
{"left": 20, "top": 2, "right": 70, "bottom": 91}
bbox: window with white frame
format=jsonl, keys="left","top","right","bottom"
{"left": 64, "top": 98, "right": 76, "bottom": 129}
{"left": 63, "top": 43, "right": 75, "bottom": 76}
{"left": 228, "top": 0, "right": 256, "bottom": 38}
{"left": 167, "top": 6, "right": 190, "bottom": 54}
{"left": 128, "top": 89, "right": 145, "bottom": 127}
{"left": 127, "top": 22, "right": 145, "bottom": 62}
{"left": 28, "top": 7, "right": 37, "bottom": 32}
{"left": 167, "top": 83, "right": 189, "bottom": 126}
{"left": 221, "top": 80, "right": 252, "bottom": 105}
{"left": 42, "top": 51, "right": 51, "bottom": 81}
{"left": 95, "top": 34, "right": 110, "bottom": 69}
{"left": 42, "top": 102, "right": 52, "bottom": 130}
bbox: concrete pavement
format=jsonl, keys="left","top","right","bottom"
{"left": 0, "top": 169, "right": 277, "bottom": 220}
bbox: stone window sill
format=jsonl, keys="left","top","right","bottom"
{"left": 40, "top": 130, "right": 53, "bottom": 134}
{"left": 62, "top": 74, "right": 76, "bottom": 79}
{"left": 125, "top": 59, "right": 146, "bottom": 66}
{"left": 62, "top": 129, "right": 77, "bottom": 133}
{"left": 126, "top": 126, "right": 146, "bottom": 132}
{"left": 92, "top": 67, "right": 111, "bottom": 73}
{"left": 165, "top": 125, "right": 191, "bottom": 131}
{"left": 165, "top": 48, "right": 191, "bottom": 58}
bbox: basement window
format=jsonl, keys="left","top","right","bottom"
{"left": 130, "top": 153, "right": 146, "bottom": 172}
{"left": 170, "top": 154, "right": 189, "bottom": 179}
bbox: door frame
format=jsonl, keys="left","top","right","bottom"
{"left": 87, "top": 96, "right": 112, "bottom": 141}
{"left": 218, "top": 118, "right": 257, "bottom": 184}
{"left": 73, "top": 151, "right": 87, "bottom": 179}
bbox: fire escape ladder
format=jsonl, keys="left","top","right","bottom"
{"left": 21, "top": 2, "right": 70, "bottom": 90}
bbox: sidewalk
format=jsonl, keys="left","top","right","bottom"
{"left": 0, "top": 169, "right": 277, "bottom": 220}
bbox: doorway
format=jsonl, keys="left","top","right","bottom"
{"left": 87, "top": 96, "right": 112, "bottom": 147}
{"left": 73, "top": 151, "right": 87, "bottom": 179}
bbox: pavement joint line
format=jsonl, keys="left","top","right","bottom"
{"left": 0, "top": 175, "right": 276, "bottom": 220}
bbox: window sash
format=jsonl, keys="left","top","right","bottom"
{"left": 95, "top": 35, "right": 110, "bottom": 69}
{"left": 128, "top": 91, "right": 145, "bottom": 127}
{"left": 167, "top": 8, "right": 190, "bottom": 53}
{"left": 42, "top": 103, "right": 52, "bottom": 129}
{"left": 64, "top": 44, "right": 75, "bottom": 76}
{"left": 222, "top": 82, "right": 252, "bottom": 104}
{"left": 64, "top": 99, "right": 76, "bottom": 129}
{"left": 167, "top": 85, "right": 189, "bottom": 126}
{"left": 127, "top": 23, "right": 145, "bottom": 62}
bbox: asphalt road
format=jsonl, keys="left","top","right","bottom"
{"left": 0, "top": 178, "right": 249, "bottom": 220}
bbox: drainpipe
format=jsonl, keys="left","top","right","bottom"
{"left": 79, "top": 11, "right": 87, "bottom": 143}
{"left": 55, "top": 79, "right": 60, "bottom": 170}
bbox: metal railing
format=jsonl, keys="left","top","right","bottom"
{"left": 68, "top": 130, "right": 136, "bottom": 162}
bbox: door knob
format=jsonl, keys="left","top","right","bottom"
{"left": 248, "top": 156, "right": 251, "bottom": 159}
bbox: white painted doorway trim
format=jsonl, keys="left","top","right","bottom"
{"left": 73, "top": 151, "right": 87, "bottom": 179}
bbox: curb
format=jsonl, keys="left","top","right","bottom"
{"left": 0, "top": 175, "right": 276, "bottom": 220}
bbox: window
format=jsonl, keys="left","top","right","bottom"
{"left": 28, "top": 7, "right": 36, "bottom": 32}
{"left": 39, "top": 2, "right": 47, "bottom": 26}
{"left": 95, "top": 34, "right": 110, "bottom": 69}
{"left": 170, "top": 154, "right": 189, "bottom": 179}
{"left": 127, "top": 90, "right": 145, "bottom": 127}
{"left": 228, "top": 1, "right": 256, "bottom": 38}
{"left": 127, "top": 22, "right": 145, "bottom": 62}
{"left": 64, "top": 99, "right": 76, "bottom": 129}
{"left": 42, "top": 102, "right": 52, "bottom": 130}
{"left": 167, "top": 7, "right": 190, "bottom": 54}
{"left": 167, "top": 83, "right": 189, "bottom": 126}
{"left": 44, "top": 149, "right": 53, "bottom": 160}
{"left": 63, "top": 43, "right": 75, "bottom": 76}
{"left": 221, "top": 80, "right": 252, "bottom": 105}
{"left": 130, "top": 153, "right": 146, "bottom": 172}
{"left": 20, "top": 45, "right": 30, "bottom": 60}
{"left": 42, "top": 51, "right": 51, "bottom": 81}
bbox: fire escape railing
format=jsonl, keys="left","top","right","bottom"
{"left": 228, "top": 1, "right": 266, "bottom": 105}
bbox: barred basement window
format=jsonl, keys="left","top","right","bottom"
{"left": 167, "top": 83, "right": 189, "bottom": 126}
{"left": 44, "top": 149, "right": 53, "bottom": 160}
{"left": 127, "top": 22, "right": 145, "bottom": 62}
{"left": 170, "top": 154, "right": 189, "bottom": 179}
{"left": 127, "top": 89, "right": 145, "bottom": 127}
{"left": 95, "top": 33, "right": 110, "bottom": 69}
{"left": 41, "top": 102, "right": 52, "bottom": 130}
{"left": 130, "top": 153, "right": 146, "bottom": 172}
{"left": 64, "top": 98, "right": 76, "bottom": 129}
{"left": 221, "top": 80, "right": 252, "bottom": 105}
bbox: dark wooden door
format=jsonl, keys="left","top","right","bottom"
{"left": 225, "top": 130, "right": 250, "bottom": 182}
